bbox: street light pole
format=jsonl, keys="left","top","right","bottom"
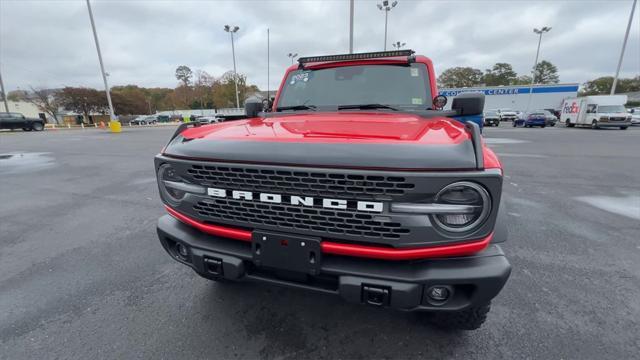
{"left": 224, "top": 25, "right": 240, "bottom": 108}
{"left": 611, "top": 0, "right": 637, "bottom": 95}
{"left": 526, "top": 26, "right": 551, "bottom": 112}
{"left": 287, "top": 53, "right": 298, "bottom": 65}
{"left": 377, "top": 1, "right": 398, "bottom": 51}
{"left": 349, "top": 0, "right": 354, "bottom": 53}
{"left": 0, "top": 70, "right": 9, "bottom": 113}
{"left": 86, "top": 0, "right": 115, "bottom": 122}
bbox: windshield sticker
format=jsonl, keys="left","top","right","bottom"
{"left": 410, "top": 68, "right": 419, "bottom": 77}
{"left": 290, "top": 72, "right": 311, "bottom": 85}
{"left": 412, "top": 98, "right": 423, "bottom": 105}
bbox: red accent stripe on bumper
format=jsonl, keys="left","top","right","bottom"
{"left": 165, "top": 205, "right": 252, "bottom": 242}
{"left": 321, "top": 235, "right": 492, "bottom": 260}
{"left": 164, "top": 205, "right": 492, "bottom": 260}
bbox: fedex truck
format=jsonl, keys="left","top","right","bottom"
{"left": 561, "top": 95, "right": 631, "bottom": 130}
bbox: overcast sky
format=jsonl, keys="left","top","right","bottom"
{"left": 1, "top": 0, "right": 638, "bottom": 92}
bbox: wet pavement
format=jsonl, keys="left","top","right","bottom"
{"left": 1, "top": 125, "right": 639, "bottom": 359}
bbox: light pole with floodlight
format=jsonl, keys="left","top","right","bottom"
{"left": 224, "top": 25, "right": 240, "bottom": 108}
{"left": 287, "top": 53, "right": 298, "bottom": 65}
{"left": 377, "top": 1, "right": 398, "bottom": 51}
{"left": 526, "top": 26, "right": 551, "bottom": 112}
{"left": 392, "top": 41, "right": 406, "bottom": 49}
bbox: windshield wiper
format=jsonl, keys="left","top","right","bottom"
{"left": 338, "top": 103, "right": 399, "bottom": 111}
{"left": 276, "top": 104, "right": 317, "bottom": 112}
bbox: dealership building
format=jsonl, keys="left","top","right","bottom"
{"left": 439, "top": 83, "right": 579, "bottom": 111}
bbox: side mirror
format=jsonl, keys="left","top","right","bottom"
{"left": 432, "top": 95, "right": 447, "bottom": 110}
{"left": 452, "top": 93, "right": 485, "bottom": 116}
{"left": 244, "top": 97, "right": 262, "bottom": 118}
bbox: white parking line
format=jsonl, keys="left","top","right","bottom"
{"left": 496, "top": 153, "right": 548, "bottom": 158}
{"left": 484, "top": 138, "right": 529, "bottom": 144}
{"left": 576, "top": 195, "right": 640, "bottom": 220}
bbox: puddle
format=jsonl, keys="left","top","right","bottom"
{"left": 484, "top": 138, "right": 529, "bottom": 144}
{"left": 576, "top": 195, "right": 640, "bottom": 221}
{"left": 0, "top": 152, "right": 56, "bottom": 175}
{"left": 496, "top": 153, "right": 548, "bottom": 158}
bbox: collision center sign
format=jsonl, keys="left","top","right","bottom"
{"left": 439, "top": 84, "right": 579, "bottom": 97}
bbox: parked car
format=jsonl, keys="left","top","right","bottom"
{"left": 496, "top": 108, "right": 518, "bottom": 122}
{"left": 130, "top": 115, "right": 157, "bottom": 125}
{"left": 514, "top": 111, "right": 547, "bottom": 128}
{"left": 157, "top": 115, "right": 171, "bottom": 122}
{"left": 197, "top": 116, "right": 224, "bottom": 124}
{"left": 483, "top": 110, "right": 500, "bottom": 126}
{"left": 0, "top": 112, "right": 45, "bottom": 131}
{"left": 538, "top": 109, "right": 558, "bottom": 127}
{"left": 544, "top": 108, "right": 561, "bottom": 119}
{"left": 628, "top": 108, "right": 640, "bottom": 125}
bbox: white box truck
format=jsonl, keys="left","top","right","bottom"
{"left": 561, "top": 95, "right": 631, "bottom": 130}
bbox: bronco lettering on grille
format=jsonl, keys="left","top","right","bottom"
{"left": 207, "top": 187, "right": 384, "bottom": 213}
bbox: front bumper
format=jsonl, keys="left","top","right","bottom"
{"left": 597, "top": 121, "right": 631, "bottom": 127}
{"left": 157, "top": 215, "right": 511, "bottom": 312}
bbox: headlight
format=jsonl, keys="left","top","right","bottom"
{"left": 157, "top": 164, "right": 187, "bottom": 206}
{"left": 432, "top": 182, "right": 491, "bottom": 233}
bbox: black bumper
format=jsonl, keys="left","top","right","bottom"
{"left": 157, "top": 215, "right": 511, "bottom": 312}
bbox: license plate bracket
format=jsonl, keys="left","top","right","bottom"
{"left": 252, "top": 230, "right": 322, "bottom": 275}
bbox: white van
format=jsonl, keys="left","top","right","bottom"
{"left": 561, "top": 95, "right": 631, "bottom": 130}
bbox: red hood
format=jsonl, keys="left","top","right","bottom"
{"left": 180, "top": 112, "right": 470, "bottom": 145}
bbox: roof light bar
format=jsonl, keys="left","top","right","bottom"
{"left": 298, "top": 50, "right": 415, "bottom": 65}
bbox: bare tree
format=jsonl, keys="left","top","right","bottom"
{"left": 21, "top": 88, "right": 61, "bottom": 124}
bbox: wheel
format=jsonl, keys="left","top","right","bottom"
{"left": 426, "top": 302, "right": 491, "bottom": 330}
{"left": 512, "top": 122, "right": 516, "bottom": 127}
{"left": 620, "top": 126, "right": 628, "bottom": 130}
{"left": 566, "top": 119, "right": 574, "bottom": 127}
{"left": 22, "top": 127, "right": 32, "bottom": 132}
{"left": 542, "top": 125, "right": 546, "bottom": 128}
{"left": 591, "top": 120, "right": 599, "bottom": 129}
{"left": 550, "top": 123, "right": 555, "bottom": 127}
{"left": 31, "top": 122, "right": 44, "bottom": 131}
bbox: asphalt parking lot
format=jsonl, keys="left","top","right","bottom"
{"left": 1, "top": 125, "right": 639, "bottom": 359}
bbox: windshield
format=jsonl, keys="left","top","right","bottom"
{"left": 598, "top": 105, "right": 626, "bottom": 113}
{"left": 276, "top": 63, "right": 431, "bottom": 111}
{"left": 485, "top": 111, "right": 498, "bottom": 116}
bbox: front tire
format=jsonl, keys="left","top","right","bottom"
{"left": 620, "top": 126, "right": 628, "bottom": 130}
{"left": 427, "top": 302, "right": 491, "bottom": 330}
{"left": 591, "top": 120, "right": 599, "bottom": 129}
{"left": 22, "top": 127, "right": 32, "bottom": 132}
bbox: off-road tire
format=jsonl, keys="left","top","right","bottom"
{"left": 428, "top": 302, "right": 491, "bottom": 330}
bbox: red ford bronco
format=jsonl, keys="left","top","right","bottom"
{"left": 155, "top": 50, "right": 510, "bottom": 330}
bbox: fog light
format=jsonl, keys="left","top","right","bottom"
{"left": 427, "top": 285, "right": 451, "bottom": 302}
{"left": 175, "top": 243, "right": 189, "bottom": 260}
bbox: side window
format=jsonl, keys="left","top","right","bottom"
{"left": 586, "top": 104, "right": 597, "bottom": 114}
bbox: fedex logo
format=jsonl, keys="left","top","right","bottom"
{"left": 563, "top": 102, "right": 579, "bottom": 114}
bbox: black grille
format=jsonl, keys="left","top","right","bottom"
{"left": 193, "top": 198, "right": 410, "bottom": 240}
{"left": 187, "top": 165, "right": 415, "bottom": 199}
